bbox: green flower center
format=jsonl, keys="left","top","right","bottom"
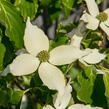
{"left": 37, "top": 50, "right": 50, "bottom": 62}
{"left": 96, "top": 12, "right": 108, "bottom": 22}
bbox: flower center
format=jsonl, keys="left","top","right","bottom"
{"left": 37, "top": 50, "right": 50, "bottom": 62}
{"left": 96, "top": 12, "right": 108, "bottom": 22}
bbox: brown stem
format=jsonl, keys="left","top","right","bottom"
{"left": 13, "top": 79, "right": 24, "bottom": 90}
{"left": 99, "top": 27, "right": 108, "bottom": 48}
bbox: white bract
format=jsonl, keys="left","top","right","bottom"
{"left": 68, "top": 104, "right": 103, "bottom": 109}
{"left": 43, "top": 81, "right": 72, "bottom": 109}
{"left": 70, "top": 34, "right": 82, "bottom": 48}
{"left": 70, "top": 34, "right": 106, "bottom": 66}
{"left": 79, "top": 48, "right": 106, "bottom": 66}
{"left": 80, "top": 0, "right": 109, "bottom": 39}
{"left": 53, "top": 82, "right": 72, "bottom": 109}
{"left": 43, "top": 104, "right": 102, "bottom": 109}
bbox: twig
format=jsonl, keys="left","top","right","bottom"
{"left": 13, "top": 79, "right": 24, "bottom": 90}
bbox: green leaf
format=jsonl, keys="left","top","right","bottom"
{"left": 0, "top": 43, "right": 6, "bottom": 65}
{"left": 57, "top": 23, "right": 76, "bottom": 34}
{"left": 30, "top": 73, "right": 43, "bottom": 87}
{"left": 81, "top": 30, "right": 102, "bottom": 49}
{"left": 34, "top": 86, "right": 55, "bottom": 105}
{"left": 0, "top": 88, "right": 12, "bottom": 106}
{"left": 0, "top": 0, "right": 25, "bottom": 48}
{"left": 62, "top": 0, "right": 74, "bottom": 18}
{"left": 40, "top": 0, "right": 62, "bottom": 24}
{"left": 2, "top": 36, "right": 15, "bottom": 66}
{"left": 48, "top": 0, "right": 62, "bottom": 23}
{"left": 10, "top": 90, "right": 24, "bottom": 105}
{"left": 96, "top": 0, "right": 103, "bottom": 4}
{"left": 0, "top": 29, "right": 3, "bottom": 43}
{"left": 77, "top": 67, "right": 96, "bottom": 104}
{"left": 40, "top": 0, "right": 52, "bottom": 6}
{"left": 91, "top": 75, "right": 107, "bottom": 108}
{"left": 49, "top": 36, "right": 69, "bottom": 50}
{"left": 14, "top": 0, "right": 38, "bottom": 21}
{"left": 68, "top": 67, "right": 80, "bottom": 81}
{"left": 103, "top": 73, "right": 109, "bottom": 108}
{"left": 36, "top": 103, "right": 43, "bottom": 109}
{"left": 103, "top": 73, "right": 109, "bottom": 98}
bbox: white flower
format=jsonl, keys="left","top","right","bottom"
{"left": 2, "top": 18, "right": 89, "bottom": 94}
{"left": 43, "top": 105, "right": 54, "bottom": 109}
{"left": 2, "top": 18, "right": 67, "bottom": 94}
{"left": 79, "top": 48, "right": 106, "bottom": 66}
{"left": 80, "top": 0, "right": 109, "bottom": 39}
{"left": 70, "top": 34, "right": 106, "bottom": 66}
{"left": 53, "top": 82, "right": 72, "bottom": 109}
{"left": 68, "top": 104, "right": 103, "bottom": 109}
{"left": 43, "top": 82, "right": 72, "bottom": 109}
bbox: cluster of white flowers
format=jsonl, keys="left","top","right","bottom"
{"left": 80, "top": 0, "right": 109, "bottom": 39}
{"left": 2, "top": 0, "right": 108, "bottom": 108}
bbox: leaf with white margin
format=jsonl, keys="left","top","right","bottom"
{"left": 49, "top": 45, "right": 88, "bottom": 65}
{"left": 24, "top": 18, "right": 49, "bottom": 57}
{"left": 54, "top": 82, "right": 72, "bottom": 109}
{"left": 84, "top": 0, "right": 99, "bottom": 17}
{"left": 38, "top": 62, "right": 66, "bottom": 94}
{"left": 7, "top": 54, "right": 40, "bottom": 76}
{"left": 81, "top": 48, "right": 106, "bottom": 64}
{"left": 70, "top": 34, "right": 82, "bottom": 48}
{"left": 80, "top": 12, "right": 99, "bottom": 30}
{"left": 43, "top": 105, "right": 54, "bottom": 109}
{"left": 68, "top": 104, "right": 103, "bottom": 109}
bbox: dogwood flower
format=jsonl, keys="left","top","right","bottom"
{"left": 70, "top": 34, "right": 106, "bottom": 66}
{"left": 79, "top": 48, "right": 106, "bottom": 66}
{"left": 2, "top": 18, "right": 89, "bottom": 94}
{"left": 80, "top": 0, "right": 109, "bottom": 39}
{"left": 53, "top": 81, "right": 72, "bottom": 109}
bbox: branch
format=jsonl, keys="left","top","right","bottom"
{"left": 13, "top": 79, "right": 24, "bottom": 90}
